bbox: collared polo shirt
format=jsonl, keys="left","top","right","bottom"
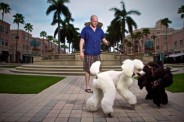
{"left": 80, "top": 26, "right": 105, "bottom": 55}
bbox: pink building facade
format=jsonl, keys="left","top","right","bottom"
{"left": 125, "top": 19, "right": 184, "bottom": 58}
{"left": 0, "top": 20, "right": 59, "bottom": 63}
{"left": 0, "top": 20, "right": 10, "bottom": 62}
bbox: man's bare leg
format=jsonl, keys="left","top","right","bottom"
{"left": 85, "top": 72, "right": 91, "bottom": 89}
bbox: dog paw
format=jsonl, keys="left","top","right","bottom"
{"left": 107, "top": 113, "right": 113, "bottom": 118}
{"left": 130, "top": 104, "right": 136, "bottom": 110}
{"left": 156, "top": 104, "right": 160, "bottom": 107}
{"left": 87, "top": 105, "right": 97, "bottom": 111}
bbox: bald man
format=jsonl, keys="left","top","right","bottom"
{"left": 79, "top": 15, "right": 109, "bottom": 93}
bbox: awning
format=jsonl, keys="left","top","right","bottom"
{"left": 168, "top": 52, "right": 184, "bottom": 58}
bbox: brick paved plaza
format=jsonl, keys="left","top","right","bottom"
{"left": 0, "top": 69, "right": 184, "bottom": 122}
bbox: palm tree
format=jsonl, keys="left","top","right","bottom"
{"left": 142, "top": 28, "right": 150, "bottom": 38}
{"left": 46, "top": 0, "right": 72, "bottom": 54}
{"left": 40, "top": 31, "right": 47, "bottom": 54}
{"left": 24, "top": 23, "right": 33, "bottom": 57}
{"left": 0, "top": 2, "right": 11, "bottom": 21}
{"left": 54, "top": 18, "right": 78, "bottom": 53}
{"left": 13, "top": 13, "right": 24, "bottom": 62}
{"left": 142, "top": 28, "right": 150, "bottom": 52}
{"left": 161, "top": 18, "right": 172, "bottom": 54}
{"left": 46, "top": 35, "right": 54, "bottom": 51}
{"left": 109, "top": 0, "right": 141, "bottom": 51}
{"left": 178, "top": 5, "right": 184, "bottom": 41}
{"left": 133, "top": 31, "right": 143, "bottom": 53}
{"left": 106, "top": 19, "right": 122, "bottom": 50}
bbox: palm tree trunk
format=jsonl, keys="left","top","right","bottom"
{"left": 42, "top": 38, "right": 44, "bottom": 55}
{"left": 15, "top": 24, "right": 19, "bottom": 63}
{"left": 64, "top": 41, "right": 66, "bottom": 53}
{"left": 2, "top": 12, "right": 4, "bottom": 21}
{"left": 121, "top": 19, "right": 126, "bottom": 53}
{"left": 27, "top": 31, "right": 29, "bottom": 56}
{"left": 166, "top": 27, "right": 168, "bottom": 55}
{"left": 183, "top": 19, "right": 184, "bottom": 42}
{"left": 58, "top": 13, "right": 61, "bottom": 54}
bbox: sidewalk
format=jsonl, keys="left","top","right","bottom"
{"left": 0, "top": 69, "right": 184, "bottom": 122}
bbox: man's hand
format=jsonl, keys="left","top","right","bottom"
{"left": 105, "top": 41, "right": 110, "bottom": 46}
{"left": 80, "top": 52, "right": 84, "bottom": 60}
{"left": 102, "top": 38, "right": 110, "bottom": 46}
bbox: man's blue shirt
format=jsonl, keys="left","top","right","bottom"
{"left": 80, "top": 26, "right": 105, "bottom": 55}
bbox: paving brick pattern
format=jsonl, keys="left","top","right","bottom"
{"left": 0, "top": 74, "right": 184, "bottom": 122}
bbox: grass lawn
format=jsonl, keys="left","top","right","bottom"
{"left": 166, "top": 73, "right": 184, "bottom": 93}
{"left": 0, "top": 74, "right": 64, "bottom": 94}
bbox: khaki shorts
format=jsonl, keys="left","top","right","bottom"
{"left": 83, "top": 55, "right": 100, "bottom": 73}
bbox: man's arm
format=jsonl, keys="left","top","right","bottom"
{"left": 102, "top": 38, "right": 109, "bottom": 45}
{"left": 79, "top": 38, "right": 84, "bottom": 59}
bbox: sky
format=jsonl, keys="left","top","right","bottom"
{"left": 1, "top": 0, "right": 184, "bottom": 38}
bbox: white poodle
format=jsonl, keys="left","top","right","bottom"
{"left": 86, "top": 59, "right": 145, "bottom": 116}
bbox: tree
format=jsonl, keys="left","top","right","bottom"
{"left": 40, "top": 31, "right": 47, "bottom": 54}
{"left": 24, "top": 23, "right": 33, "bottom": 56}
{"left": 178, "top": 5, "right": 184, "bottom": 41}
{"left": 46, "top": 0, "right": 72, "bottom": 54}
{"left": 142, "top": 28, "right": 150, "bottom": 38}
{"left": 109, "top": 0, "right": 141, "bottom": 51}
{"left": 178, "top": 5, "right": 184, "bottom": 23}
{"left": 161, "top": 18, "right": 172, "bottom": 54}
{"left": 106, "top": 19, "right": 122, "bottom": 50}
{"left": 46, "top": 35, "right": 54, "bottom": 51}
{"left": 133, "top": 31, "right": 143, "bottom": 53}
{"left": 53, "top": 18, "right": 79, "bottom": 53}
{"left": 142, "top": 28, "right": 150, "bottom": 52}
{"left": 13, "top": 13, "right": 24, "bottom": 62}
{"left": 0, "top": 2, "right": 11, "bottom": 21}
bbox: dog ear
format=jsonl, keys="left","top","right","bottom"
{"left": 121, "top": 61, "right": 134, "bottom": 77}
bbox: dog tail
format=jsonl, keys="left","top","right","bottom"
{"left": 90, "top": 61, "right": 101, "bottom": 76}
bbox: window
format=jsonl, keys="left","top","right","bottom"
{"left": 163, "top": 36, "right": 167, "bottom": 43}
{"left": 2, "top": 40, "right": 4, "bottom": 45}
{"left": 156, "top": 38, "right": 159, "bottom": 44}
{"left": 4, "top": 27, "right": 9, "bottom": 33}
{"left": 23, "top": 35, "right": 28, "bottom": 40}
{"left": 174, "top": 41, "right": 177, "bottom": 47}
{"left": 0, "top": 25, "right": 4, "bottom": 32}
{"left": 11, "top": 34, "right": 17, "bottom": 39}
{"left": 156, "top": 46, "right": 159, "bottom": 49}
{"left": 180, "top": 40, "right": 183, "bottom": 45}
{"left": 5, "top": 42, "right": 8, "bottom": 46}
{"left": 23, "top": 45, "right": 28, "bottom": 49}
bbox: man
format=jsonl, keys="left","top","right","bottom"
{"left": 79, "top": 15, "right": 109, "bottom": 93}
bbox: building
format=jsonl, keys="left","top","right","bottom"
{"left": 125, "top": 19, "right": 183, "bottom": 55}
{"left": 10, "top": 29, "right": 33, "bottom": 63}
{"left": 0, "top": 20, "right": 61, "bottom": 63}
{"left": 0, "top": 20, "right": 10, "bottom": 62}
{"left": 172, "top": 29, "right": 184, "bottom": 53}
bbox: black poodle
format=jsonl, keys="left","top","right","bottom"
{"left": 138, "top": 61, "right": 173, "bottom": 107}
